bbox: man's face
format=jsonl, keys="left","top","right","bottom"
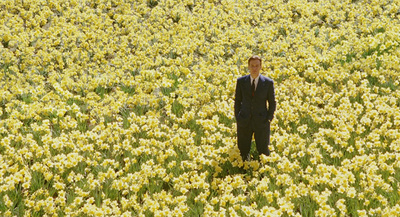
{"left": 248, "top": 59, "right": 261, "bottom": 78}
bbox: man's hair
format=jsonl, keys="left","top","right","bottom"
{"left": 248, "top": 55, "right": 262, "bottom": 65}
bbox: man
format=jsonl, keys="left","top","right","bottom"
{"left": 234, "top": 55, "right": 276, "bottom": 162}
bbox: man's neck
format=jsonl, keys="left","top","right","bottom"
{"left": 250, "top": 74, "right": 260, "bottom": 79}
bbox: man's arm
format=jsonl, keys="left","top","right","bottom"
{"left": 267, "top": 80, "right": 276, "bottom": 122}
{"left": 234, "top": 78, "right": 242, "bottom": 119}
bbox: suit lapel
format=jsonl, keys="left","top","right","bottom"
{"left": 254, "top": 75, "right": 265, "bottom": 96}
{"left": 258, "top": 75, "right": 266, "bottom": 89}
{"left": 245, "top": 75, "right": 251, "bottom": 94}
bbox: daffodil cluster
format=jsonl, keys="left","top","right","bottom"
{"left": 1, "top": 0, "right": 400, "bottom": 216}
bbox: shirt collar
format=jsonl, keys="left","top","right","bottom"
{"left": 250, "top": 74, "right": 260, "bottom": 82}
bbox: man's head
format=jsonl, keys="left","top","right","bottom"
{"left": 248, "top": 55, "right": 262, "bottom": 78}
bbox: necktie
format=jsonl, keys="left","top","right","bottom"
{"left": 251, "top": 79, "right": 255, "bottom": 97}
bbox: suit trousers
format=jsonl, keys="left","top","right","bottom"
{"left": 237, "top": 122, "right": 270, "bottom": 161}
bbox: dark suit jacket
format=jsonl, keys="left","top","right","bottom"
{"left": 234, "top": 74, "right": 276, "bottom": 128}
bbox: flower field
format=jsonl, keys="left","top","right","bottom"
{"left": 1, "top": 0, "right": 400, "bottom": 216}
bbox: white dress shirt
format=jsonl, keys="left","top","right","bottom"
{"left": 251, "top": 74, "right": 260, "bottom": 90}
